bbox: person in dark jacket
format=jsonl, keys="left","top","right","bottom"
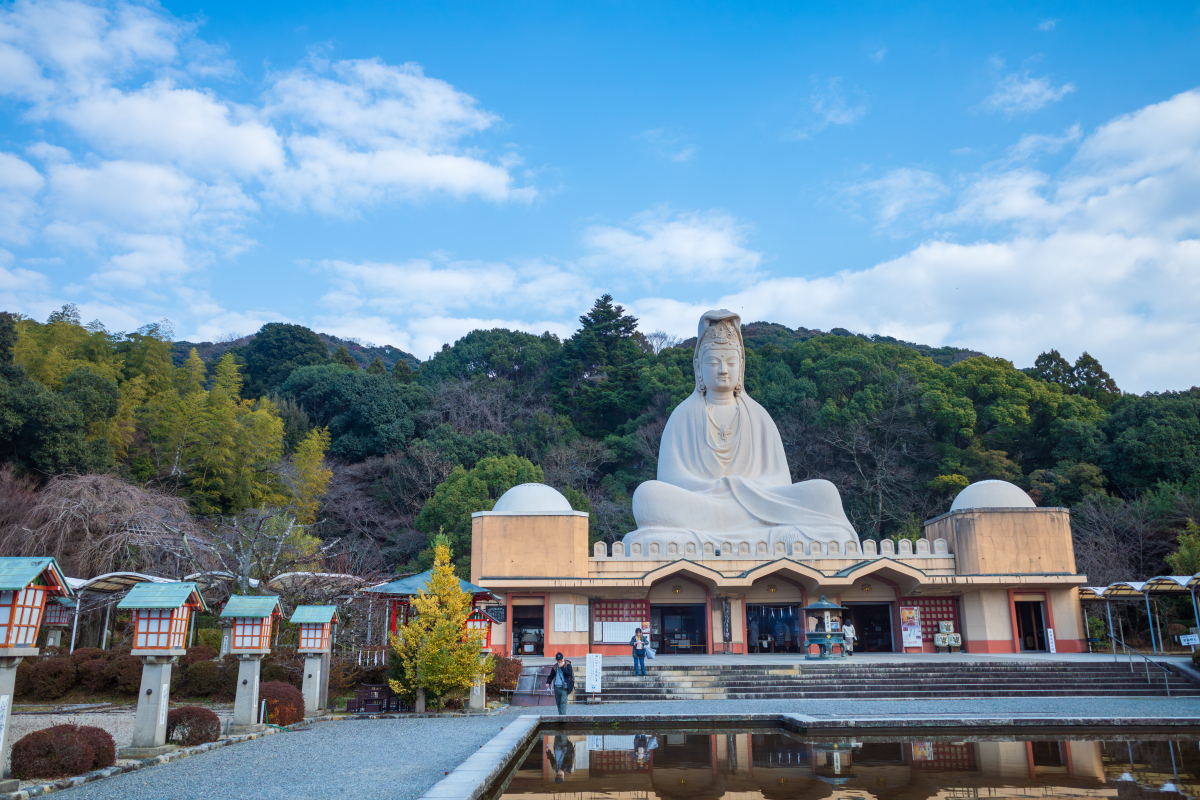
{"left": 544, "top": 652, "right": 574, "bottom": 715}
{"left": 546, "top": 734, "right": 575, "bottom": 782}
{"left": 630, "top": 627, "right": 649, "bottom": 676}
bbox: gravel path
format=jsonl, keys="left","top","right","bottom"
{"left": 49, "top": 696, "right": 1200, "bottom": 800}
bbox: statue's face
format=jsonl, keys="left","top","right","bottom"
{"left": 700, "top": 346, "right": 740, "bottom": 393}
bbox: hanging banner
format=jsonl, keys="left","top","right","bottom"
{"left": 722, "top": 598, "right": 732, "bottom": 643}
{"left": 1046, "top": 627, "right": 1056, "bottom": 653}
{"left": 900, "top": 606, "right": 922, "bottom": 648}
{"left": 586, "top": 653, "right": 602, "bottom": 693}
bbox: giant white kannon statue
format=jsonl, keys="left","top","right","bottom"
{"left": 623, "top": 309, "right": 860, "bottom": 555}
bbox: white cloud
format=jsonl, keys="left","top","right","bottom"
{"left": 635, "top": 88, "right": 1200, "bottom": 392}
{"left": 870, "top": 47, "right": 887, "bottom": 63}
{"left": 792, "top": 77, "right": 867, "bottom": 139}
{"left": 1038, "top": 19, "right": 1058, "bottom": 31}
{"left": 580, "top": 208, "right": 762, "bottom": 281}
{"left": 979, "top": 71, "right": 1075, "bottom": 116}
{"left": 0, "top": 152, "right": 44, "bottom": 244}
{"left": 845, "top": 168, "right": 949, "bottom": 228}
{"left": 1006, "top": 124, "right": 1082, "bottom": 162}
{"left": 637, "top": 128, "right": 697, "bottom": 163}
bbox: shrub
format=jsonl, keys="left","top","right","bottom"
{"left": 104, "top": 655, "right": 143, "bottom": 694}
{"left": 166, "top": 706, "right": 221, "bottom": 746}
{"left": 77, "top": 659, "right": 113, "bottom": 693}
{"left": 69, "top": 648, "right": 109, "bottom": 669}
{"left": 182, "top": 645, "right": 218, "bottom": 667}
{"left": 30, "top": 657, "right": 75, "bottom": 700}
{"left": 14, "top": 658, "right": 34, "bottom": 697}
{"left": 218, "top": 654, "right": 240, "bottom": 700}
{"left": 1193, "top": 648, "right": 1200, "bottom": 668}
{"left": 10, "top": 725, "right": 94, "bottom": 779}
{"left": 196, "top": 628, "right": 222, "bottom": 651}
{"left": 259, "top": 681, "right": 305, "bottom": 725}
{"left": 261, "top": 649, "right": 302, "bottom": 689}
{"left": 185, "top": 661, "right": 221, "bottom": 697}
{"left": 76, "top": 726, "right": 115, "bottom": 770}
{"left": 486, "top": 655, "right": 522, "bottom": 697}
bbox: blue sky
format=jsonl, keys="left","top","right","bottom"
{"left": 1, "top": 1, "right": 1199, "bottom": 391}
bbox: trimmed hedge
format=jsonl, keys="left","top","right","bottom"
{"left": 9, "top": 724, "right": 114, "bottom": 780}
{"left": 260, "top": 681, "right": 304, "bottom": 725}
{"left": 30, "top": 657, "right": 75, "bottom": 700}
{"left": 181, "top": 645, "right": 217, "bottom": 668}
{"left": 104, "top": 655, "right": 143, "bottom": 694}
{"left": 185, "top": 660, "right": 221, "bottom": 696}
{"left": 166, "top": 706, "right": 221, "bottom": 746}
{"left": 77, "top": 659, "right": 112, "bottom": 693}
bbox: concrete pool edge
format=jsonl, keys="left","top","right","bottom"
{"left": 419, "top": 712, "right": 1200, "bottom": 800}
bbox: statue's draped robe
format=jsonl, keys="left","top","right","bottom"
{"left": 625, "top": 390, "right": 859, "bottom": 550}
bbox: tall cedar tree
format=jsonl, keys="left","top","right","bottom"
{"left": 333, "top": 345, "right": 359, "bottom": 370}
{"left": 389, "top": 538, "right": 493, "bottom": 708}
{"left": 367, "top": 357, "right": 387, "bottom": 374}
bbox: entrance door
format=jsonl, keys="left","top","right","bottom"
{"left": 511, "top": 604, "right": 545, "bottom": 656}
{"left": 846, "top": 604, "right": 894, "bottom": 652}
{"left": 745, "top": 604, "right": 803, "bottom": 652}
{"left": 1015, "top": 601, "right": 1048, "bottom": 651}
{"left": 649, "top": 604, "right": 707, "bottom": 654}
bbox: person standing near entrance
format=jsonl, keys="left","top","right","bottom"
{"left": 545, "top": 652, "right": 575, "bottom": 715}
{"left": 630, "top": 628, "right": 648, "bottom": 676}
{"left": 842, "top": 618, "right": 856, "bottom": 656}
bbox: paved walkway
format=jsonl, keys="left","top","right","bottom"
{"left": 519, "top": 651, "right": 1194, "bottom": 666}
{"left": 50, "top": 696, "right": 1200, "bottom": 800}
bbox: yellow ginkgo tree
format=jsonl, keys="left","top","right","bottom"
{"left": 389, "top": 536, "right": 493, "bottom": 710}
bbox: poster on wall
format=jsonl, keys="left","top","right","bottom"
{"left": 554, "top": 604, "right": 574, "bottom": 632}
{"left": 900, "top": 606, "right": 923, "bottom": 648}
{"left": 575, "top": 605, "right": 590, "bottom": 632}
{"left": 602, "top": 621, "right": 643, "bottom": 643}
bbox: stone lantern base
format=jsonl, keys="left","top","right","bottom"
{"left": 117, "top": 655, "right": 179, "bottom": 759}
{"left": 229, "top": 653, "right": 266, "bottom": 735}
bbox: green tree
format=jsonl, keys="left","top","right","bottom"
{"left": 389, "top": 537, "right": 493, "bottom": 709}
{"left": 333, "top": 345, "right": 359, "bottom": 370}
{"left": 1165, "top": 520, "right": 1200, "bottom": 575}
{"left": 392, "top": 358, "right": 413, "bottom": 383}
{"left": 241, "top": 323, "right": 329, "bottom": 398}
{"left": 367, "top": 356, "right": 386, "bottom": 374}
{"left": 415, "top": 455, "right": 544, "bottom": 570}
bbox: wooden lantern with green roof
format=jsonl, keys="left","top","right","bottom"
{"left": 118, "top": 582, "right": 206, "bottom": 657}
{"left": 221, "top": 595, "right": 283, "bottom": 655}
{"left": 0, "top": 557, "right": 73, "bottom": 790}
{"left": 114, "top": 582, "right": 208, "bottom": 758}
{"left": 221, "top": 595, "right": 283, "bottom": 735}
{"left": 290, "top": 605, "right": 339, "bottom": 716}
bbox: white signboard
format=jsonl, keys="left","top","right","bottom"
{"left": 601, "top": 620, "right": 643, "bottom": 643}
{"left": 1181, "top": 633, "right": 1200, "bottom": 646}
{"left": 553, "top": 604, "right": 574, "bottom": 632}
{"left": 586, "top": 653, "right": 602, "bottom": 693}
{"left": 593, "top": 621, "right": 603, "bottom": 642}
{"left": 1046, "top": 627, "right": 1056, "bottom": 653}
{"left": 575, "top": 605, "right": 589, "bottom": 632}
{"left": 159, "top": 683, "right": 169, "bottom": 725}
{"left": 0, "top": 694, "right": 9, "bottom": 748}
{"left": 574, "top": 736, "right": 589, "bottom": 770}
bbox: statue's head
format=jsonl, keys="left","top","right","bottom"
{"left": 693, "top": 309, "right": 745, "bottom": 397}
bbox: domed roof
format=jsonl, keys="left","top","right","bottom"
{"left": 950, "top": 479, "right": 1035, "bottom": 511}
{"left": 491, "top": 483, "right": 573, "bottom": 514}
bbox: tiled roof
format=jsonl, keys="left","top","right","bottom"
{"left": 0, "top": 557, "right": 71, "bottom": 594}
{"left": 289, "top": 605, "right": 339, "bottom": 624}
{"left": 220, "top": 595, "right": 282, "bottom": 618}
{"left": 117, "top": 582, "right": 206, "bottom": 611}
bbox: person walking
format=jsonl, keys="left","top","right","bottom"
{"left": 630, "top": 627, "right": 649, "bottom": 676}
{"left": 842, "top": 618, "right": 856, "bottom": 656}
{"left": 544, "top": 652, "right": 575, "bottom": 715}
{"left": 546, "top": 734, "right": 575, "bottom": 783}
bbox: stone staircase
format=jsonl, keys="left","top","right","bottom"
{"left": 577, "top": 661, "right": 1199, "bottom": 701}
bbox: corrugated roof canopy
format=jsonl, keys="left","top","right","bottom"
{"left": 289, "top": 605, "right": 339, "bottom": 625}
{"left": 366, "top": 571, "right": 493, "bottom": 599}
{"left": 118, "top": 582, "right": 207, "bottom": 612}
{"left": 0, "top": 557, "right": 71, "bottom": 596}
{"left": 220, "top": 595, "right": 282, "bottom": 619}
{"left": 71, "top": 572, "right": 173, "bottom": 594}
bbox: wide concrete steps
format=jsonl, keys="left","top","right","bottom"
{"left": 582, "top": 662, "right": 1197, "bottom": 700}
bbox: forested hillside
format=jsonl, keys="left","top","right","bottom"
{"left": 1, "top": 297, "right": 1197, "bottom": 586}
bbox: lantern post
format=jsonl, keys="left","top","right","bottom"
{"left": 220, "top": 595, "right": 283, "bottom": 734}
{"left": 0, "top": 558, "right": 71, "bottom": 792}
{"left": 115, "top": 582, "right": 206, "bottom": 757}
{"left": 42, "top": 597, "right": 74, "bottom": 648}
{"left": 289, "top": 606, "right": 339, "bottom": 716}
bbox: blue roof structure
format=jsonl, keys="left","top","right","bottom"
{"left": 220, "top": 595, "right": 283, "bottom": 619}
{"left": 118, "top": 582, "right": 206, "bottom": 612}
{"left": 289, "top": 605, "right": 339, "bottom": 625}
{"left": 0, "top": 557, "right": 72, "bottom": 596}
{"left": 365, "top": 571, "right": 493, "bottom": 598}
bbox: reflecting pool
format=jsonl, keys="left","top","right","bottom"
{"left": 496, "top": 730, "right": 1199, "bottom": 800}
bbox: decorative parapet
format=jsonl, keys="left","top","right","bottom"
{"left": 590, "top": 537, "right": 953, "bottom": 565}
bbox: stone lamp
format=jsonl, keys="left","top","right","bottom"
{"left": 220, "top": 595, "right": 282, "bottom": 734}
{"left": 115, "top": 582, "right": 207, "bottom": 757}
{"left": 288, "top": 605, "right": 338, "bottom": 716}
{"left": 0, "top": 557, "right": 73, "bottom": 792}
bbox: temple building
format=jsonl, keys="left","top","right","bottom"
{"left": 469, "top": 310, "right": 1086, "bottom": 659}
{"left": 469, "top": 478, "right": 1086, "bottom": 658}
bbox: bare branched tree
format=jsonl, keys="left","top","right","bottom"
{"left": 1071, "top": 494, "right": 1176, "bottom": 585}
{"left": 645, "top": 330, "right": 684, "bottom": 355}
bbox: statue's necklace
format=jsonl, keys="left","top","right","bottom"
{"left": 706, "top": 400, "right": 740, "bottom": 444}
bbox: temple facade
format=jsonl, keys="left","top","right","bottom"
{"left": 469, "top": 480, "right": 1087, "bottom": 658}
